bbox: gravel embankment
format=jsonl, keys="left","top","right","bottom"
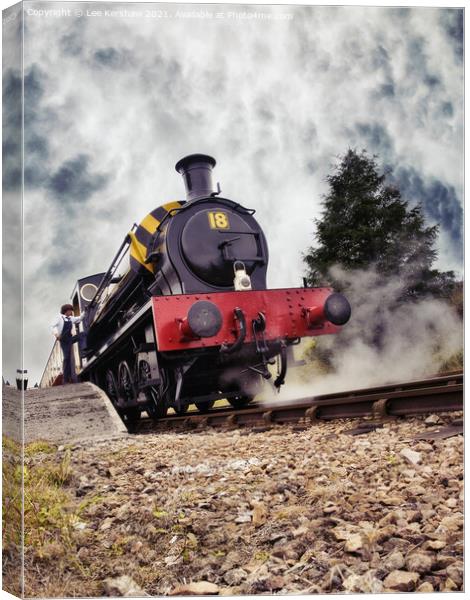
{"left": 24, "top": 413, "right": 463, "bottom": 596}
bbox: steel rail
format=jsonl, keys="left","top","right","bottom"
{"left": 131, "top": 372, "right": 463, "bottom": 434}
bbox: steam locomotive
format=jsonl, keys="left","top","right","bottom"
{"left": 56, "top": 154, "right": 351, "bottom": 422}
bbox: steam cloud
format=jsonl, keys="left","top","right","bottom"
{"left": 269, "top": 265, "right": 463, "bottom": 402}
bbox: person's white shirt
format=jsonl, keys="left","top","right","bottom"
{"left": 51, "top": 314, "right": 84, "bottom": 339}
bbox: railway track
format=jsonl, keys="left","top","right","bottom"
{"left": 132, "top": 371, "right": 463, "bottom": 434}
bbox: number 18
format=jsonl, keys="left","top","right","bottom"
{"left": 208, "top": 211, "right": 230, "bottom": 229}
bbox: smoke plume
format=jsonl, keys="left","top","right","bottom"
{"left": 265, "top": 265, "right": 462, "bottom": 402}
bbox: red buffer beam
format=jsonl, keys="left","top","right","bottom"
{"left": 152, "top": 288, "right": 343, "bottom": 352}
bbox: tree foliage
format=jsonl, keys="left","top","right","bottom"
{"left": 304, "top": 149, "right": 456, "bottom": 299}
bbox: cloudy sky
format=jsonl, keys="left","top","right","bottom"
{"left": 2, "top": 1, "right": 464, "bottom": 384}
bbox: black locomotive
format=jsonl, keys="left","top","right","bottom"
{"left": 50, "top": 154, "right": 351, "bottom": 423}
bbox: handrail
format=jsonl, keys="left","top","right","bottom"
{"left": 39, "top": 339, "right": 63, "bottom": 388}
{"left": 87, "top": 229, "right": 134, "bottom": 312}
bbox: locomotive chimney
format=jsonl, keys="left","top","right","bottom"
{"left": 175, "top": 154, "right": 217, "bottom": 201}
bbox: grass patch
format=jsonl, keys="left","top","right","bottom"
{"left": 24, "top": 440, "right": 56, "bottom": 457}
{"left": 2, "top": 436, "right": 22, "bottom": 596}
{"left": 2, "top": 436, "right": 22, "bottom": 546}
{"left": 24, "top": 449, "right": 74, "bottom": 550}
{"left": 254, "top": 550, "right": 270, "bottom": 562}
{"left": 21, "top": 447, "right": 100, "bottom": 595}
{"left": 439, "top": 350, "right": 463, "bottom": 373}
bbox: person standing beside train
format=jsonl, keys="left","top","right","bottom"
{"left": 51, "top": 304, "right": 85, "bottom": 384}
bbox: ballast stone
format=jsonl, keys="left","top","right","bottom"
{"left": 399, "top": 447, "right": 422, "bottom": 465}
{"left": 103, "top": 575, "right": 147, "bottom": 597}
{"left": 405, "top": 551, "right": 434, "bottom": 574}
{"left": 383, "top": 570, "right": 420, "bottom": 591}
{"left": 169, "top": 581, "right": 220, "bottom": 595}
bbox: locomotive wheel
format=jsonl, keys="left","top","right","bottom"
{"left": 195, "top": 400, "right": 215, "bottom": 413}
{"left": 122, "top": 407, "right": 141, "bottom": 427}
{"left": 174, "top": 403, "right": 188, "bottom": 415}
{"left": 139, "top": 361, "right": 168, "bottom": 419}
{"left": 118, "top": 361, "right": 136, "bottom": 404}
{"left": 145, "top": 387, "right": 168, "bottom": 419}
{"left": 105, "top": 369, "right": 120, "bottom": 408}
{"left": 138, "top": 359, "right": 153, "bottom": 387}
{"left": 228, "top": 395, "right": 253, "bottom": 409}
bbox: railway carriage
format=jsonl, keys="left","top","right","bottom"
{"left": 41, "top": 154, "right": 351, "bottom": 423}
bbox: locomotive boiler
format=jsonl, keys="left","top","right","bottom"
{"left": 46, "top": 154, "right": 351, "bottom": 423}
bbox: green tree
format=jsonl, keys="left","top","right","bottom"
{"left": 304, "top": 149, "right": 455, "bottom": 299}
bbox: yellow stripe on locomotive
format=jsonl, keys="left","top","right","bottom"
{"left": 129, "top": 201, "right": 184, "bottom": 275}
{"left": 129, "top": 232, "right": 153, "bottom": 273}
